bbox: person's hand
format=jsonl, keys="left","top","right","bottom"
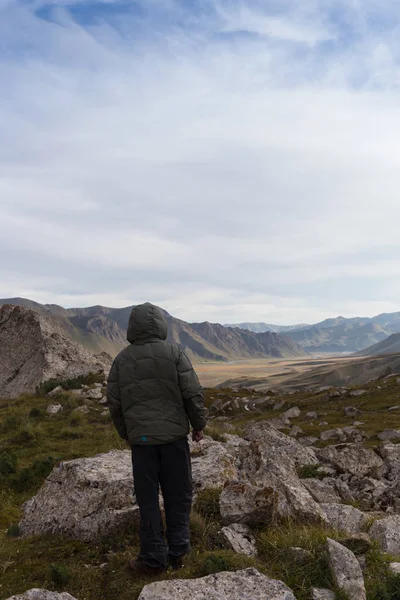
{"left": 192, "top": 429, "right": 204, "bottom": 443}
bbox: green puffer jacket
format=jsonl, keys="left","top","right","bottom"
{"left": 107, "top": 303, "right": 207, "bottom": 445}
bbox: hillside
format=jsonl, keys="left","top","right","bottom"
{"left": 224, "top": 322, "right": 309, "bottom": 333}
{"left": 355, "top": 333, "right": 400, "bottom": 357}
{"left": 0, "top": 298, "right": 308, "bottom": 362}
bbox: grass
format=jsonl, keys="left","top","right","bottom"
{"left": 1, "top": 382, "right": 400, "bottom": 599}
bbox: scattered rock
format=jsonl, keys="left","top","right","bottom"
{"left": 316, "top": 444, "right": 383, "bottom": 477}
{"left": 349, "top": 390, "right": 367, "bottom": 397}
{"left": 281, "top": 407, "right": 301, "bottom": 420}
{"left": 190, "top": 435, "right": 247, "bottom": 490}
{"left": 369, "top": 515, "right": 400, "bottom": 554}
{"left": 5, "top": 592, "right": 78, "bottom": 600}
{"left": 98, "top": 397, "right": 107, "bottom": 405}
{"left": 47, "top": 385, "right": 64, "bottom": 397}
{"left": 73, "top": 405, "right": 89, "bottom": 414}
{"left": 302, "top": 479, "right": 342, "bottom": 504}
{"left": 219, "top": 523, "right": 257, "bottom": 557}
{"left": 19, "top": 450, "right": 138, "bottom": 541}
{"left": 137, "top": 568, "right": 297, "bottom": 600}
{"left": 273, "top": 400, "right": 286, "bottom": 411}
{"left": 378, "top": 430, "right": 400, "bottom": 441}
{"left": 46, "top": 404, "right": 62, "bottom": 415}
{"left": 298, "top": 436, "right": 319, "bottom": 446}
{"left": 389, "top": 562, "right": 400, "bottom": 575}
{"left": 311, "top": 589, "right": 336, "bottom": 600}
{"left": 0, "top": 304, "right": 110, "bottom": 398}
{"left": 306, "top": 411, "right": 318, "bottom": 420}
{"left": 326, "top": 538, "right": 366, "bottom": 600}
{"left": 289, "top": 426, "right": 303, "bottom": 438}
{"left": 220, "top": 482, "right": 276, "bottom": 525}
{"left": 388, "top": 405, "right": 400, "bottom": 411}
{"left": 320, "top": 504, "right": 369, "bottom": 534}
{"left": 287, "top": 546, "right": 312, "bottom": 565}
{"left": 338, "top": 532, "right": 372, "bottom": 555}
{"left": 320, "top": 429, "right": 345, "bottom": 442}
{"left": 344, "top": 407, "right": 361, "bottom": 417}
{"left": 84, "top": 388, "right": 103, "bottom": 400}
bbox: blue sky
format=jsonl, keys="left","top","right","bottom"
{"left": 1, "top": 0, "right": 400, "bottom": 323}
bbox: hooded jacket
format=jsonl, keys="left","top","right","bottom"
{"left": 107, "top": 303, "right": 207, "bottom": 445}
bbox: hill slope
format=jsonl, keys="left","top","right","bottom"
{"left": 355, "top": 333, "right": 400, "bottom": 357}
{"left": 224, "top": 322, "right": 309, "bottom": 333}
{"left": 0, "top": 298, "right": 308, "bottom": 362}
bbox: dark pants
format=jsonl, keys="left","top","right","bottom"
{"left": 131, "top": 437, "right": 193, "bottom": 568}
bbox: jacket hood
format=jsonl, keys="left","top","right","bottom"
{"left": 127, "top": 303, "right": 168, "bottom": 344}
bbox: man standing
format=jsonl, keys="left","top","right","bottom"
{"left": 107, "top": 303, "right": 207, "bottom": 575}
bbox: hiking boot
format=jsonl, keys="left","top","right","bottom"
{"left": 168, "top": 554, "right": 186, "bottom": 570}
{"left": 128, "top": 558, "right": 167, "bottom": 576}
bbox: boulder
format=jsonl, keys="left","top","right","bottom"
{"left": 47, "top": 386, "right": 64, "bottom": 397}
{"left": 338, "top": 532, "right": 372, "bottom": 555}
{"left": 287, "top": 546, "right": 312, "bottom": 565}
{"left": 219, "top": 523, "right": 258, "bottom": 557}
{"left": 137, "top": 568, "right": 297, "bottom": 600}
{"left": 326, "top": 538, "right": 366, "bottom": 600}
{"left": 5, "top": 592, "right": 77, "bottom": 600}
{"left": 389, "top": 563, "right": 400, "bottom": 575}
{"left": 46, "top": 404, "right": 62, "bottom": 415}
{"left": 369, "top": 515, "right": 400, "bottom": 554}
{"left": 320, "top": 429, "right": 345, "bottom": 442}
{"left": 72, "top": 405, "right": 89, "bottom": 414}
{"left": 302, "top": 479, "right": 341, "bottom": 504}
{"left": 311, "top": 590, "right": 336, "bottom": 600}
{"left": 0, "top": 304, "right": 110, "bottom": 398}
{"left": 320, "top": 504, "right": 369, "bottom": 534}
{"left": 289, "top": 426, "right": 303, "bottom": 438}
{"left": 316, "top": 444, "right": 383, "bottom": 477}
{"left": 377, "top": 430, "right": 400, "bottom": 441}
{"left": 281, "top": 407, "right": 301, "bottom": 420}
{"left": 220, "top": 482, "right": 276, "bottom": 525}
{"left": 245, "top": 422, "right": 318, "bottom": 467}
{"left": 344, "top": 407, "right": 361, "bottom": 417}
{"left": 380, "top": 443, "right": 400, "bottom": 481}
{"left": 19, "top": 450, "right": 137, "bottom": 541}
{"left": 349, "top": 390, "right": 367, "bottom": 397}
{"left": 306, "top": 411, "right": 318, "bottom": 420}
{"left": 84, "top": 388, "right": 103, "bottom": 400}
{"left": 190, "top": 435, "right": 247, "bottom": 490}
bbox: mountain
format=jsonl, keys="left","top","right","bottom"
{"left": 224, "top": 322, "right": 309, "bottom": 333}
{"left": 0, "top": 298, "right": 308, "bottom": 362}
{"left": 355, "top": 333, "right": 400, "bottom": 357}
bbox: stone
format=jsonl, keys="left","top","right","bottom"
{"left": 84, "top": 388, "right": 103, "bottom": 400}
{"left": 311, "top": 590, "right": 336, "bottom": 600}
{"left": 287, "top": 546, "right": 312, "bottom": 565}
{"left": 338, "top": 532, "right": 372, "bottom": 555}
{"left": 46, "top": 403, "right": 62, "bottom": 415}
{"left": 190, "top": 435, "right": 247, "bottom": 490}
{"left": 326, "top": 538, "right": 366, "bottom": 600}
{"left": 137, "top": 568, "right": 297, "bottom": 600}
{"left": 302, "top": 479, "right": 341, "bottom": 504}
{"left": 378, "top": 430, "right": 400, "bottom": 441}
{"left": 369, "top": 515, "right": 400, "bottom": 554}
{"left": 289, "top": 426, "right": 303, "bottom": 438}
{"left": 220, "top": 482, "right": 276, "bottom": 525}
{"left": 306, "top": 411, "right": 318, "bottom": 420}
{"left": 349, "top": 390, "right": 367, "bottom": 397}
{"left": 320, "top": 429, "right": 345, "bottom": 442}
{"left": 281, "top": 407, "right": 301, "bottom": 420}
{"left": 47, "top": 385, "right": 64, "bottom": 397}
{"left": 389, "top": 562, "right": 400, "bottom": 575}
{"left": 245, "top": 422, "right": 318, "bottom": 467}
{"left": 219, "top": 523, "right": 257, "bottom": 557}
{"left": 72, "top": 405, "right": 89, "bottom": 414}
{"left": 344, "top": 407, "right": 361, "bottom": 417}
{"left": 388, "top": 405, "right": 400, "bottom": 411}
{"left": 19, "top": 450, "right": 138, "bottom": 541}
{"left": 273, "top": 400, "right": 286, "bottom": 410}
{"left": 316, "top": 444, "right": 383, "bottom": 477}
{"left": 380, "top": 443, "right": 400, "bottom": 481}
{"left": 98, "top": 397, "right": 107, "bottom": 405}
{"left": 0, "top": 304, "right": 111, "bottom": 398}
{"left": 5, "top": 592, "right": 77, "bottom": 600}
{"left": 320, "top": 504, "right": 369, "bottom": 534}
{"left": 298, "top": 436, "right": 319, "bottom": 446}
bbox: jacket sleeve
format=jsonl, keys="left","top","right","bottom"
{"left": 177, "top": 349, "right": 207, "bottom": 431}
{"left": 107, "top": 358, "right": 128, "bottom": 441}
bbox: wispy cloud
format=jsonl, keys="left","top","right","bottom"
{"left": 1, "top": 0, "right": 400, "bottom": 323}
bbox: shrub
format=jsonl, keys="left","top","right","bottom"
{"left": 50, "top": 563, "right": 71, "bottom": 587}
{"left": 28, "top": 407, "right": 45, "bottom": 420}
{"left": 0, "top": 451, "right": 18, "bottom": 475}
{"left": 12, "top": 427, "right": 37, "bottom": 445}
{"left": 36, "top": 373, "right": 105, "bottom": 396}
{"left": 194, "top": 487, "right": 223, "bottom": 520}
{"left": 6, "top": 524, "right": 21, "bottom": 537}
{"left": 12, "top": 456, "right": 57, "bottom": 493}
{"left": 1, "top": 415, "right": 22, "bottom": 433}
{"left": 59, "top": 428, "right": 84, "bottom": 440}
{"left": 297, "top": 464, "right": 329, "bottom": 480}
{"left": 196, "top": 551, "right": 255, "bottom": 577}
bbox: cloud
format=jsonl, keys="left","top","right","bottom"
{"left": 1, "top": 0, "right": 400, "bottom": 324}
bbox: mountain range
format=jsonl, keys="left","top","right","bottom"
{"left": 0, "top": 298, "right": 308, "bottom": 362}
{"left": 227, "top": 314, "right": 400, "bottom": 354}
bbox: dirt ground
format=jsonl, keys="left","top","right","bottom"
{"left": 195, "top": 356, "right": 354, "bottom": 388}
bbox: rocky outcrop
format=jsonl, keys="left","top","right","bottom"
{"left": 137, "top": 568, "right": 297, "bottom": 599}
{"left": 190, "top": 435, "right": 247, "bottom": 490}
{"left": 19, "top": 450, "right": 137, "bottom": 541}
{"left": 316, "top": 444, "right": 383, "bottom": 477}
{"left": 369, "top": 515, "right": 400, "bottom": 554}
{"left": 0, "top": 304, "right": 110, "bottom": 398}
{"left": 320, "top": 504, "right": 369, "bottom": 534}
{"left": 220, "top": 482, "right": 276, "bottom": 525}
{"left": 5, "top": 592, "right": 77, "bottom": 600}
{"left": 326, "top": 538, "right": 366, "bottom": 600}
{"left": 219, "top": 523, "right": 258, "bottom": 557}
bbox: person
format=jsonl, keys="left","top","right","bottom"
{"left": 107, "top": 302, "right": 207, "bottom": 575}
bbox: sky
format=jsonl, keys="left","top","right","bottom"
{"left": 1, "top": 0, "right": 400, "bottom": 324}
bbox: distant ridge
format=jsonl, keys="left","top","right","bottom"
{"left": 0, "top": 298, "right": 308, "bottom": 362}
{"left": 355, "top": 333, "right": 400, "bottom": 357}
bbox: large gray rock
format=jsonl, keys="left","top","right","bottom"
{"left": 220, "top": 482, "right": 276, "bottom": 525}
{"left": 369, "top": 515, "right": 400, "bottom": 554}
{"left": 380, "top": 443, "right": 400, "bottom": 481}
{"left": 0, "top": 304, "right": 110, "bottom": 398}
{"left": 326, "top": 538, "right": 366, "bottom": 600}
{"left": 378, "top": 430, "right": 400, "bottom": 441}
{"left": 84, "top": 388, "right": 103, "bottom": 400}
{"left": 320, "top": 504, "right": 369, "bottom": 534}
{"left": 137, "top": 568, "right": 297, "bottom": 599}
{"left": 302, "top": 479, "right": 341, "bottom": 504}
{"left": 5, "top": 592, "right": 77, "bottom": 600}
{"left": 219, "top": 523, "right": 258, "bottom": 557}
{"left": 316, "top": 444, "right": 383, "bottom": 476}
{"left": 190, "top": 435, "right": 248, "bottom": 490}
{"left": 311, "top": 590, "right": 336, "bottom": 600}
{"left": 19, "top": 450, "right": 137, "bottom": 541}
{"left": 246, "top": 422, "right": 318, "bottom": 467}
